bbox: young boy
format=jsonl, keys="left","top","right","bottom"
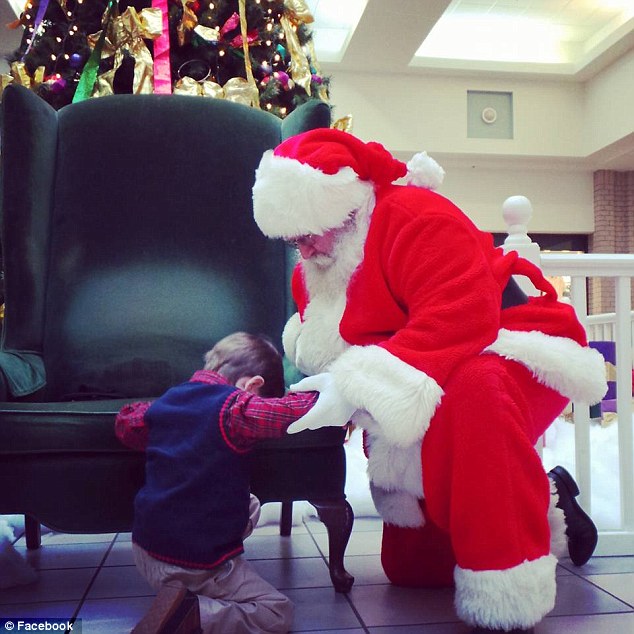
{"left": 115, "top": 332, "right": 337, "bottom": 634}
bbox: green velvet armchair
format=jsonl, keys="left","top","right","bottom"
{"left": 0, "top": 85, "right": 354, "bottom": 592}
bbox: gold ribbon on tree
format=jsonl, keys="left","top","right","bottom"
{"left": 8, "top": 61, "right": 44, "bottom": 91}
{"left": 0, "top": 73, "right": 14, "bottom": 99}
{"left": 280, "top": 0, "right": 314, "bottom": 96}
{"left": 177, "top": 0, "right": 199, "bottom": 46}
{"left": 174, "top": 76, "right": 258, "bottom": 107}
{"left": 88, "top": 6, "right": 163, "bottom": 97}
{"left": 237, "top": 0, "right": 260, "bottom": 108}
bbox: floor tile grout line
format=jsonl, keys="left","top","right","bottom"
{"left": 68, "top": 532, "right": 120, "bottom": 625}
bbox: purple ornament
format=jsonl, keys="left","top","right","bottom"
{"left": 69, "top": 53, "right": 82, "bottom": 68}
{"left": 311, "top": 74, "right": 323, "bottom": 84}
{"left": 275, "top": 71, "right": 290, "bottom": 87}
{"left": 51, "top": 78, "right": 67, "bottom": 94}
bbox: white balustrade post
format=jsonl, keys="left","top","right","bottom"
{"left": 501, "top": 195, "right": 541, "bottom": 296}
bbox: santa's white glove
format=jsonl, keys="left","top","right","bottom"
{"left": 286, "top": 373, "right": 356, "bottom": 434}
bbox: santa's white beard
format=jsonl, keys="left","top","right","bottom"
{"left": 291, "top": 193, "right": 374, "bottom": 375}
{"left": 301, "top": 193, "right": 373, "bottom": 298}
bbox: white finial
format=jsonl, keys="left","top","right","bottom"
{"left": 501, "top": 195, "right": 541, "bottom": 295}
{"left": 502, "top": 195, "right": 533, "bottom": 247}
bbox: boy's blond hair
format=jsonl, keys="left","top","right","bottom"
{"left": 204, "top": 332, "right": 285, "bottom": 397}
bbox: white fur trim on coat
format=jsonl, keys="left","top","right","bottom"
{"left": 329, "top": 345, "right": 444, "bottom": 447}
{"left": 253, "top": 151, "right": 375, "bottom": 239}
{"left": 365, "top": 433, "right": 424, "bottom": 498}
{"left": 370, "top": 482, "right": 424, "bottom": 528}
{"left": 485, "top": 329, "right": 607, "bottom": 405}
{"left": 282, "top": 312, "right": 301, "bottom": 366}
{"left": 455, "top": 554, "right": 557, "bottom": 630}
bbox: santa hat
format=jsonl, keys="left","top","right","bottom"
{"left": 252, "top": 128, "right": 445, "bottom": 239}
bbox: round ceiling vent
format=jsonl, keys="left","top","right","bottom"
{"left": 481, "top": 106, "right": 498, "bottom": 124}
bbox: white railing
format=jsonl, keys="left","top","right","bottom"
{"left": 502, "top": 196, "right": 634, "bottom": 556}
{"left": 586, "top": 311, "right": 634, "bottom": 346}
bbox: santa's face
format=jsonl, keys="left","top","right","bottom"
{"left": 290, "top": 214, "right": 358, "bottom": 268}
{"left": 293, "top": 228, "right": 339, "bottom": 263}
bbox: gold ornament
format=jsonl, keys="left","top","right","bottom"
{"left": 89, "top": 6, "right": 163, "bottom": 97}
{"left": 331, "top": 115, "right": 353, "bottom": 133}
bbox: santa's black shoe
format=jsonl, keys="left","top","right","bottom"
{"left": 549, "top": 465, "right": 598, "bottom": 566}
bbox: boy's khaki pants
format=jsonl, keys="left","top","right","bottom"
{"left": 133, "top": 497, "right": 293, "bottom": 633}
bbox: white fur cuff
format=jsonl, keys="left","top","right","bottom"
{"left": 485, "top": 329, "right": 607, "bottom": 405}
{"left": 370, "top": 482, "right": 425, "bottom": 528}
{"left": 455, "top": 555, "right": 557, "bottom": 630}
{"left": 330, "top": 345, "right": 443, "bottom": 447}
{"left": 366, "top": 434, "right": 424, "bottom": 497}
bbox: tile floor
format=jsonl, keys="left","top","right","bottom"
{"left": 2, "top": 514, "right": 634, "bottom": 633}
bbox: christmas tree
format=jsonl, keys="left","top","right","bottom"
{"left": 4, "top": 0, "right": 329, "bottom": 118}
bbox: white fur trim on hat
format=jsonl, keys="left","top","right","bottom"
{"left": 253, "top": 150, "right": 374, "bottom": 239}
{"left": 404, "top": 152, "right": 445, "bottom": 190}
{"left": 329, "top": 345, "right": 444, "bottom": 447}
{"left": 485, "top": 329, "right": 607, "bottom": 405}
{"left": 455, "top": 554, "right": 557, "bottom": 629}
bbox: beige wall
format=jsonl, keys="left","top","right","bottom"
{"left": 584, "top": 48, "right": 634, "bottom": 160}
{"left": 327, "top": 50, "right": 634, "bottom": 236}
{"left": 329, "top": 71, "right": 594, "bottom": 233}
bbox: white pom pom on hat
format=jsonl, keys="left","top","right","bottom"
{"left": 404, "top": 151, "right": 445, "bottom": 190}
{"left": 252, "top": 128, "right": 444, "bottom": 239}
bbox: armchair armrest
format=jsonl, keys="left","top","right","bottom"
{"left": 0, "top": 351, "right": 46, "bottom": 400}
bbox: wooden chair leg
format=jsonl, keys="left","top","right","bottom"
{"left": 25, "top": 515, "right": 42, "bottom": 550}
{"left": 280, "top": 501, "right": 293, "bottom": 536}
{"left": 309, "top": 498, "right": 354, "bottom": 593}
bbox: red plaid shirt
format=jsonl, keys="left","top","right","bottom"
{"left": 115, "top": 370, "right": 317, "bottom": 452}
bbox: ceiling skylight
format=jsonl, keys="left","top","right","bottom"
{"left": 305, "top": 0, "right": 367, "bottom": 63}
{"left": 414, "top": 0, "right": 634, "bottom": 68}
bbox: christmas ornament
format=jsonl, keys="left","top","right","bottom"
{"left": 69, "top": 53, "right": 83, "bottom": 69}
{"left": 178, "top": 59, "right": 211, "bottom": 82}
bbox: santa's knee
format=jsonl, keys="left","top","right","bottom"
{"left": 380, "top": 500, "right": 456, "bottom": 588}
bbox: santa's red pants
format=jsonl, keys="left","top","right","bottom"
{"left": 382, "top": 353, "right": 569, "bottom": 586}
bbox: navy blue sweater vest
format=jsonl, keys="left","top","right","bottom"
{"left": 132, "top": 380, "right": 250, "bottom": 569}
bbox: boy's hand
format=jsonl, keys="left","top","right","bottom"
{"left": 286, "top": 373, "right": 356, "bottom": 434}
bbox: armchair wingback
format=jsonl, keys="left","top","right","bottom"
{"left": 0, "top": 85, "right": 353, "bottom": 592}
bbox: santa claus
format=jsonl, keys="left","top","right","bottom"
{"left": 252, "top": 128, "right": 606, "bottom": 633}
